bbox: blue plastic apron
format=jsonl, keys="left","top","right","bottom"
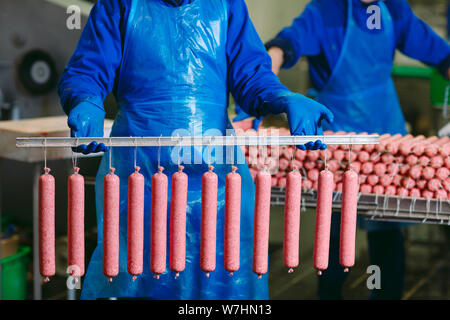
{"left": 81, "top": 0, "right": 267, "bottom": 300}
{"left": 316, "top": 0, "right": 408, "bottom": 231}
{"left": 317, "top": 0, "right": 407, "bottom": 136}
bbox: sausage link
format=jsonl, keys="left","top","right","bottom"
{"left": 284, "top": 169, "right": 302, "bottom": 272}
{"left": 225, "top": 166, "right": 241, "bottom": 275}
{"left": 39, "top": 168, "right": 55, "bottom": 281}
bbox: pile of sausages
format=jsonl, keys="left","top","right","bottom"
{"left": 242, "top": 129, "right": 450, "bottom": 201}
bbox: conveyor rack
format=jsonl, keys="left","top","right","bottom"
{"left": 271, "top": 187, "right": 450, "bottom": 226}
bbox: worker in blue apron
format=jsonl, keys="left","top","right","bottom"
{"left": 59, "top": 0, "right": 333, "bottom": 299}
{"left": 244, "top": 0, "right": 449, "bottom": 299}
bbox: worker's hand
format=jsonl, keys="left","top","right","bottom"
{"left": 233, "top": 105, "right": 263, "bottom": 131}
{"left": 283, "top": 94, "right": 334, "bottom": 150}
{"left": 268, "top": 47, "right": 284, "bottom": 75}
{"left": 67, "top": 101, "right": 109, "bottom": 154}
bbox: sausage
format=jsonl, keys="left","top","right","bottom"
{"left": 361, "top": 162, "right": 374, "bottom": 175}
{"left": 103, "top": 168, "right": 120, "bottom": 281}
{"left": 399, "top": 164, "right": 411, "bottom": 176}
{"left": 170, "top": 165, "right": 188, "bottom": 278}
{"left": 68, "top": 167, "right": 85, "bottom": 278}
{"left": 393, "top": 175, "right": 403, "bottom": 187}
{"left": 277, "top": 177, "right": 287, "bottom": 188}
{"left": 307, "top": 168, "right": 320, "bottom": 182}
{"left": 446, "top": 156, "right": 450, "bottom": 169}
{"left": 386, "top": 134, "right": 413, "bottom": 154}
{"left": 295, "top": 149, "right": 307, "bottom": 161}
{"left": 360, "top": 184, "right": 373, "bottom": 194}
{"left": 425, "top": 137, "right": 449, "bottom": 158}
{"left": 150, "top": 167, "right": 167, "bottom": 279}
{"left": 348, "top": 161, "right": 361, "bottom": 174}
{"left": 409, "top": 188, "right": 421, "bottom": 198}
{"left": 427, "top": 178, "right": 441, "bottom": 192}
{"left": 376, "top": 134, "right": 401, "bottom": 152}
{"left": 408, "top": 166, "right": 422, "bottom": 180}
{"left": 253, "top": 170, "right": 272, "bottom": 278}
{"left": 397, "top": 187, "right": 409, "bottom": 197}
{"left": 201, "top": 166, "right": 218, "bottom": 277}
{"left": 416, "top": 179, "right": 428, "bottom": 190}
{"left": 381, "top": 153, "right": 395, "bottom": 165}
{"left": 373, "top": 163, "right": 387, "bottom": 176}
{"left": 340, "top": 170, "right": 359, "bottom": 271}
{"left": 335, "top": 182, "right": 343, "bottom": 191}
{"left": 380, "top": 174, "right": 393, "bottom": 186}
{"left": 406, "top": 155, "right": 418, "bottom": 166}
{"left": 357, "top": 151, "right": 370, "bottom": 163}
{"left": 307, "top": 150, "right": 320, "bottom": 162}
{"left": 304, "top": 160, "right": 317, "bottom": 171}
{"left": 412, "top": 136, "right": 439, "bottom": 156}
{"left": 398, "top": 135, "right": 425, "bottom": 156}
{"left": 439, "top": 142, "right": 450, "bottom": 157}
{"left": 278, "top": 158, "right": 290, "bottom": 171}
{"left": 422, "top": 167, "right": 435, "bottom": 180}
{"left": 373, "top": 185, "right": 385, "bottom": 195}
{"left": 303, "top": 179, "right": 313, "bottom": 190}
{"left": 271, "top": 176, "right": 278, "bottom": 187}
{"left": 39, "top": 168, "right": 55, "bottom": 281}
{"left": 418, "top": 156, "right": 430, "bottom": 167}
{"left": 435, "top": 189, "right": 448, "bottom": 200}
{"left": 367, "top": 174, "right": 379, "bottom": 186}
{"left": 359, "top": 174, "right": 368, "bottom": 184}
{"left": 333, "top": 150, "right": 345, "bottom": 162}
{"left": 436, "top": 167, "right": 449, "bottom": 180}
{"left": 422, "top": 190, "right": 434, "bottom": 199}
{"left": 225, "top": 166, "right": 241, "bottom": 275}
{"left": 313, "top": 170, "right": 334, "bottom": 275}
{"left": 284, "top": 168, "right": 302, "bottom": 272}
{"left": 386, "top": 163, "right": 400, "bottom": 175}
{"left": 430, "top": 156, "right": 444, "bottom": 169}
{"left": 327, "top": 160, "right": 340, "bottom": 173}
{"left": 402, "top": 177, "right": 415, "bottom": 190}
{"left": 385, "top": 185, "right": 397, "bottom": 195}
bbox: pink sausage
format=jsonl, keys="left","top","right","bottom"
{"left": 357, "top": 151, "right": 370, "bottom": 163}
{"left": 418, "top": 156, "right": 430, "bottom": 167}
{"left": 376, "top": 134, "right": 402, "bottom": 152}
{"left": 374, "top": 134, "right": 392, "bottom": 152}
{"left": 283, "top": 147, "right": 295, "bottom": 161}
{"left": 427, "top": 178, "right": 441, "bottom": 192}
{"left": 430, "top": 156, "right": 444, "bottom": 169}
{"left": 412, "top": 136, "right": 439, "bottom": 156}
{"left": 253, "top": 171, "right": 272, "bottom": 278}
{"left": 307, "top": 168, "right": 320, "bottom": 182}
{"left": 387, "top": 163, "right": 400, "bottom": 175}
{"left": 150, "top": 167, "right": 167, "bottom": 278}
{"left": 340, "top": 171, "right": 359, "bottom": 271}
{"left": 373, "top": 185, "right": 385, "bottom": 195}
{"left": 406, "top": 155, "right": 418, "bottom": 166}
{"left": 446, "top": 156, "right": 450, "bottom": 169}
{"left": 370, "top": 152, "right": 382, "bottom": 164}
{"left": 348, "top": 161, "right": 361, "bottom": 174}
{"left": 333, "top": 150, "right": 345, "bottom": 162}
{"left": 68, "top": 168, "right": 85, "bottom": 278}
{"left": 334, "top": 170, "right": 344, "bottom": 182}
{"left": 380, "top": 174, "right": 393, "bottom": 186}
{"left": 304, "top": 160, "right": 316, "bottom": 171}
{"left": 284, "top": 170, "right": 302, "bottom": 272}
{"left": 422, "top": 190, "right": 434, "bottom": 199}
{"left": 335, "top": 182, "right": 343, "bottom": 191}
{"left": 396, "top": 155, "right": 405, "bottom": 164}
{"left": 170, "top": 166, "right": 188, "bottom": 277}
{"left": 425, "top": 137, "right": 448, "bottom": 157}
{"left": 374, "top": 163, "right": 387, "bottom": 176}
{"left": 398, "top": 135, "right": 425, "bottom": 156}
{"left": 422, "top": 167, "right": 435, "bottom": 180}
{"left": 444, "top": 178, "right": 450, "bottom": 192}
{"left": 39, "top": 168, "right": 55, "bottom": 280}
{"left": 416, "top": 179, "right": 428, "bottom": 190}
{"left": 295, "top": 149, "right": 306, "bottom": 161}
{"left": 249, "top": 168, "right": 258, "bottom": 181}
{"left": 402, "top": 177, "right": 415, "bottom": 190}
{"left": 385, "top": 185, "right": 397, "bottom": 195}
{"left": 327, "top": 160, "right": 340, "bottom": 173}
{"left": 225, "top": 167, "right": 241, "bottom": 275}
{"left": 393, "top": 175, "right": 402, "bottom": 187}
{"left": 361, "top": 162, "right": 374, "bottom": 175}
{"left": 397, "top": 187, "right": 409, "bottom": 197}
{"left": 360, "top": 184, "right": 373, "bottom": 194}
{"left": 344, "top": 152, "right": 357, "bottom": 163}
{"left": 435, "top": 189, "right": 448, "bottom": 200}
{"left": 359, "top": 175, "right": 368, "bottom": 184}
{"left": 399, "top": 165, "right": 410, "bottom": 176}
{"left": 201, "top": 167, "right": 218, "bottom": 277}
{"left": 303, "top": 179, "right": 313, "bottom": 190}
{"left": 367, "top": 174, "right": 379, "bottom": 186}
{"left": 313, "top": 170, "right": 334, "bottom": 274}
{"left": 436, "top": 167, "right": 449, "bottom": 180}
{"left": 307, "top": 150, "right": 320, "bottom": 162}
{"left": 103, "top": 168, "right": 120, "bottom": 281}
{"left": 408, "top": 166, "right": 422, "bottom": 180}
{"left": 381, "top": 154, "right": 395, "bottom": 165}
{"left": 409, "top": 188, "right": 421, "bottom": 198}
{"left": 386, "top": 134, "right": 413, "bottom": 154}
{"left": 277, "top": 177, "right": 287, "bottom": 188}
{"left": 292, "top": 160, "right": 303, "bottom": 170}
{"left": 438, "top": 142, "right": 450, "bottom": 157}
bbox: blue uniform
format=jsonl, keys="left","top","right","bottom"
{"left": 59, "top": 0, "right": 330, "bottom": 300}
{"left": 267, "top": 0, "right": 450, "bottom": 90}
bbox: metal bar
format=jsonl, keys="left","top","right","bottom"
{"left": 32, "top": 163, "right": 42, "bottom": 300}
{"left": 16, "top": 135, "right": 379, "bottom": 148}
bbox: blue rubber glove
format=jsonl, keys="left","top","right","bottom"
{"left": 275, "top": 93, "right": 334, "bottom": 150}
{"left": 67, "top": 101, "right": 109, "bottom": 154}
{"left": 233, "top": 105, "right": 263, "bottom": 131}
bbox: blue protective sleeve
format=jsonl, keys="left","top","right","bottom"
{"left": 58, "top": 0, "right": 129, "bottom": 115}
{"left": 226, "top": 0, "right": 294, "bottom": 118}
